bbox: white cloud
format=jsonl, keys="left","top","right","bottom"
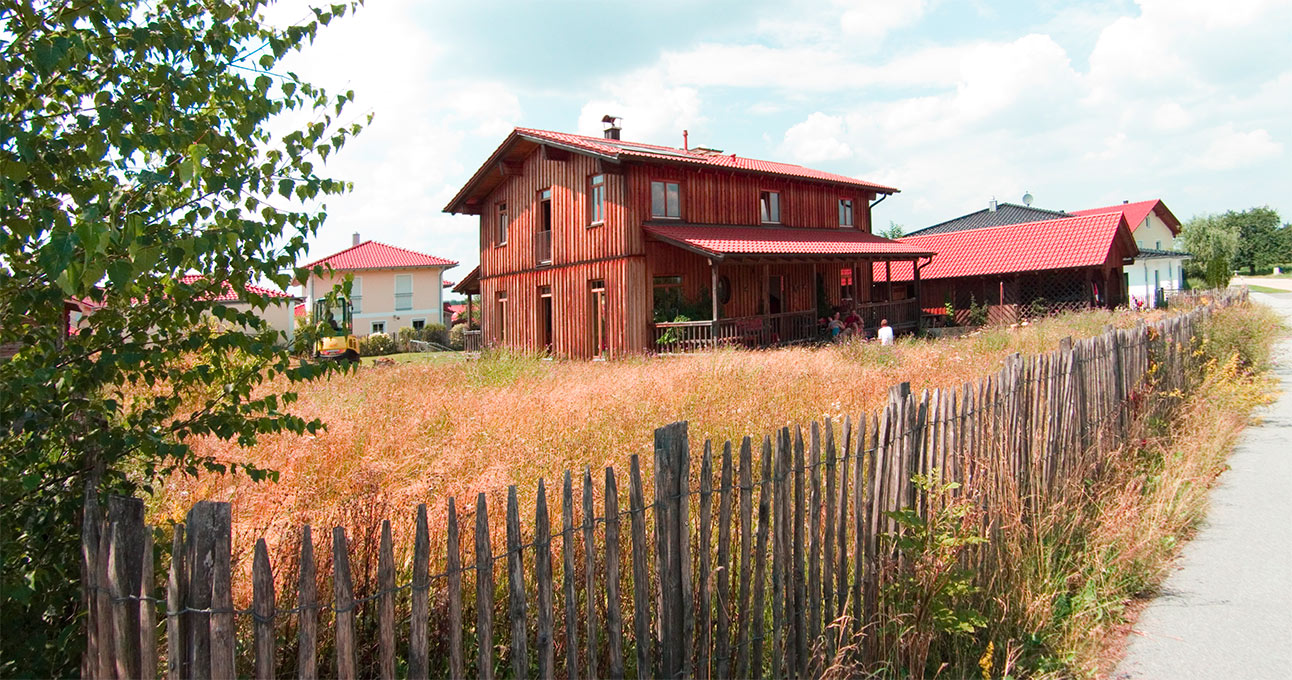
{"left": 1198, "top": 126, "right": 1283, "bottom": 170}
{"left": 780, "top": 113, "right": 852, "bottom": 163}
{"left": 840, "top": 0, "right": 927, "bottom": 40}
{"left": 577, "top": 69, "right": 702, "bottom": 144}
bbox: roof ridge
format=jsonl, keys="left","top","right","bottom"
{"left": 902, "top": 211, "right": 1123, "bottom": 241}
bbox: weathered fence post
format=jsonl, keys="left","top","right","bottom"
{"left": 184, "top": 500, "right": 227, "bottom": 680}
{"left": 107, "top": 495, "right": 146, "bottom": 680}
{"left": 654, "top": 421, "right": 691, "bottom": 679}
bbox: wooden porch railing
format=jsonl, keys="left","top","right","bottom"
{"left": 462, "top": 330, "right": 482, "bottom": 352}
{"left": 651, "top": 299, "right": 920, "bottom": 353}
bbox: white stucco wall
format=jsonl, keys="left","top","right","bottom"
{"left": 224, "top": 299, "right": 297, "bottom": 345}
{"left": 1126, "top": 211, "right": 1186, "bottom": 303}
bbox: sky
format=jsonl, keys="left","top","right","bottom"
{"left": 267, "top": 0, "right": 1292, "bottom": 285}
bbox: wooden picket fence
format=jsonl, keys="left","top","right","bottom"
{"left": 80, "top": 290, "right": 1245, "bottom": 679}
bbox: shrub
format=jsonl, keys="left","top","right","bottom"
{"left": 360, "top": 332, "right": 396, "bottom": 356}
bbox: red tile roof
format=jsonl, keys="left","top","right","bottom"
{"left": 515, "top": 128, "right": 899, "bottom": 193}
{"left": 1071, "top": 199, "right": 1180, "bottom": 235}
{"left": 875, "top": 212, "right": 1136, "bottom": 282}
{"left": 644, "top": 224, "right": 935, "bottom": 260}
{"left": 303, "top": 240, "right": 457, "bottom": 271}
{"left": 179, "top": 275, "right": 294, "bottom": 301}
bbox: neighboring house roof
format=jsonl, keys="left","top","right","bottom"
{"left": 179, "top": 274, "right": 295, "bottom": 302}
{"left": 904, "top": 202, "right": 1070, "bottom": 237}
{"left": 876, "top": 212, "right": 1137, "bottom": 282}
{"left": 445, "top": 127, "right": 899, "bottom": 214}
{"left": 1070, "top": 199, "right": 1181, "bottom": 236}
{"left": 644, "top": 223, "right": 935, "bottom": 261}
{"left": 303, "top": 240, "right": 458, "bottom": 271}
{"left": 294, "top": 302, "right": 306, "bottom": 317}
{"left": 1135, "top": 247, "right": 1193, "bottom": 260}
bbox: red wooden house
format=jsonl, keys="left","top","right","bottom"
{"left": 445, "top": 123, "right": 933, "bottom": 359}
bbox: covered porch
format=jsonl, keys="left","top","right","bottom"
{"left": 644, "top": 224, "right": 935, "bottom": 353}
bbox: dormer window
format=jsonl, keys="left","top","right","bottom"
{"left": 651, "top": 180, "right": 680, "bottom": 219}
{"left": 760, "top": 191, "right": 780, "bottom": 224}
{"left": 839, "top": 199, "right": 854, "bottom": 227}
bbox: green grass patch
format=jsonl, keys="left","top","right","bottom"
{"left": 1242, "top": 284, "right": 1288, "bottom": 294}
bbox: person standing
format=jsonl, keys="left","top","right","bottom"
{"left": 877, "top": 318, "right": 894, "bottom": 346}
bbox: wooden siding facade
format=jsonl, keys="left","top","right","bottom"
{"left": 473, "top": 141, "right": 888, "bottom": 358}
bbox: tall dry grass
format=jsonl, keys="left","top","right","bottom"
{"left": 153, "top": 309, "right": 1159, "bottom": 548}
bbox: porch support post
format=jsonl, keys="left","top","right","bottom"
{"left": 810, "top": 263, "right": 818, "bottom": 314}
{"left": 710, "top": 259, "right": 720, "bottom": 348}
{"left": 912, "top": 258, "right": 923, "bottom": 333}
{"left": 885, "top": 260, "right": 894, "bottom": 303}
{"left": 467, "top": 294, "right": 474, "bottom": 330}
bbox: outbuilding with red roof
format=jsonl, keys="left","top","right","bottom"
{"left": 445, "top": 121, "right": 929, "bottom": 357}
{"left": 875, "top": 212, "right": 1139, "bottom": 325}
{"left": 299, "top": 235, "right": 458, "bottom": 336}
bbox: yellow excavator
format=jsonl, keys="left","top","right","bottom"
{"left": 313, "top": 297, "right": 360, "bottom": 362}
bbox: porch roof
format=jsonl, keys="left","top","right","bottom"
{"left": 644, "top": 223, "right": 935, "bottom": 262}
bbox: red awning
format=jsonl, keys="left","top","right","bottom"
{"left": 644, "top": 224, "right": 935, "bottom": 262}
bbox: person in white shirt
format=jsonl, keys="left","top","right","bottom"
{"left": 877, "top": 318, "right": 894, "bottom": 346}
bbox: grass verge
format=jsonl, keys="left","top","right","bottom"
{"left": 987, "top": 302, "right": 1282, "bottom": 677}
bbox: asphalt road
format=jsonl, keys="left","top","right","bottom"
{"left": 1113, "top": 291, "right": 1292, "bottom": 679}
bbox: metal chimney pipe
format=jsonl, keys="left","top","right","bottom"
{"left": 352, "top": 232, "right": 360, "bottom": 246}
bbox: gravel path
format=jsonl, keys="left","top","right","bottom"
{"left": 1113, "top": 291, "right": 1292, "bottom": 679}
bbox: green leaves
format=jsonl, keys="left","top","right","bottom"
{"left": 1, "top": 1, "right": 368, "bottom": 675}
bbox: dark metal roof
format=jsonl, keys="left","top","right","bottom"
{"left": 1134, "top": 248, "right": 1192, "bottom": 260}
{"left": 904, "top": 202, "right": 1069, "bottom": 237}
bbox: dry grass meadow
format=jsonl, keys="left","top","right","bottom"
{"left": 154, "top": 309, "right": 1168, "bottom": 556}
{"left": 145, "top": 300, "right": 1281, "bottom": 676}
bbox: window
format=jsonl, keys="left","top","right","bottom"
{"left": 496, "top": 203, "right": 508, "bottom": 245}
{"left": 395, "top": 274, "right": 412, "bottom": 311}
{"left": 370, "top": 321, "right": 385, "bottom": 334}
{"left": 350, "top": 276, "right": 362, "bottom": 314}
{"left": 412, "top": 318, "right": 425, "bottom": 330}
{"left": 839, "top": 199, "right": 854, "bottom": 227}
{"left": 650, "top": 180, "right": 680, "bottom": 219}
{"left": 652, "top": 275, "right": 685, "bottom": 322}
{"left": 759, "top": 191, "right": 781, "bottom": 224}
{"left": 588, "top": 174, "right": 605, "bottom": 225}
{"left": 590, "top": 280, "right": 607, "bottom": 358}
{"left": 495, "top": 291, "right": 508, "bottom": 343}
{"left": 538, "top": 285, "right": 554, "bottom": 352}
{"left": 537, "top": 189, "right": 553, "bottom": 265}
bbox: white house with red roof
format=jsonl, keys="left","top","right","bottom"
{"left": 177, "top": 274, "right": 300, "bottom": 344}
{"left": 1070, "top": 200, "right": 1187, "bottom": 305}
{"left": 300, "top": 235, "right": 458, "bottom": 336}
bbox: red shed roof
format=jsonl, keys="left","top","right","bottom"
{"left": 1070, "top": 199, "right": 1180, "bottom": 236}
{"left": 303, "top": 240, "right": 457, "bottom": 271}
{"left": 875, "top": 212, "right": 1137, "bottom": 282}
{"left": 179, "top": 274, "right": 294, "bottom": 301}
{"left": 445, "top": 127, "right": 899, "bottom": 214}
{"left": 644, "top": 224, "right": 935, "bottom": 261}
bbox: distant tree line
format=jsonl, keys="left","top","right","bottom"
{"left": 1182, "top": 206, "right": 1288, "bottom": 288}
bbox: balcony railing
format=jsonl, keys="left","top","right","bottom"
{"left": 535, "top": 230, "right": 552, "bottom": 266}
{"left": 463, "top": 330, "right": 482, "bottom": 352}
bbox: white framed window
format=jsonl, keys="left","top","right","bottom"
{"left": 589, "top": 174, "right": 605, "bottom": 225}
{"left": 412, "top": 318, "right": 426, "bottom": 330}
{"left": 839, "top": 199, "right": 854, "bottom": 227}
{"left": 496, "top": 202, "right": 508, "bottom": 245}
{"left": 370, "top": 320, "right": 385, "bottom": 334}
{"left": 650, "top": 180, "right": 680, "bottom": 219}
{"left": 395, "top": 274, "right": 413, "bottom": 311}
{"left": 759, "top": 191, "right": 780, "bottom": 223}
{"left": 351, "top": 276, "right": 362, "bottom": 314}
